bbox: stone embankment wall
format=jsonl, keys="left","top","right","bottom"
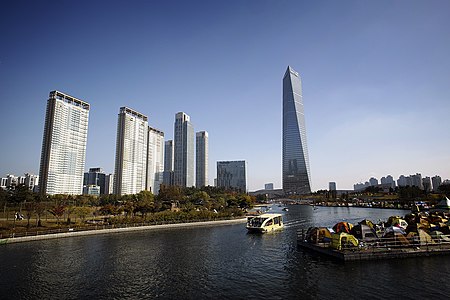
{"left": 0, "top": 218, "right": 247, "bottom": 245}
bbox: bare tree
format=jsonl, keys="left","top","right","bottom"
{"left": 24, "top": 202, "right": 35, "bottom": 228}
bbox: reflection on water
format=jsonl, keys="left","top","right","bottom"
{"left": 1, "top": 205, "right": 450, "bottom": 299}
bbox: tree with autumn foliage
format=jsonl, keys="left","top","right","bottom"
{"left": 48, "top": 204, "right": 66, "bottom": 227}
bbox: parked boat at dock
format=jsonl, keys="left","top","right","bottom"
{"left": 298, "top": 210, "right": 450, "bottom": 261}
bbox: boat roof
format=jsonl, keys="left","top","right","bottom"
{"left": 251, "top": 213, "right": 282, "bottom": 218}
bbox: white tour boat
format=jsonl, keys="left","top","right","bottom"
{"left": 246, "top": 213, "right": 284, "bottom": 233}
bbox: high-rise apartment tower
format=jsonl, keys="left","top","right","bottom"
{"left": 173, "top": 112, "right": 194, "bottom": 187}
{"left": 39, "top": 91, "right": 90, "bottom": 195}
{"left": 114, "top": 107, "right": 148, "bottom": 195}
{"left": 196, "top": 131, "right": 209, "bottom": 187}
{"left": 146, "top": 127, "right": 164, "bottom": 194}
{"left": 282, "top": 66, "right": 311, "bottom": 195}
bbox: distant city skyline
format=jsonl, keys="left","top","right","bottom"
{"left": 4, "top": 170, "right": 449, "bottom": 195}
{"left": 352, "top": 173, "right": 447, "bottom": 193}
{"left": 1, "top": 1, "right": 450, "bottom": 191}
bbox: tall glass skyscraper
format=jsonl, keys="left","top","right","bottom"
{"left": 282, "top": 66, "right": 312, "bottom": 194}
{"left": 196, "top": 131, "right": 209, "bottom": 187}
{"left": 114, "top": 107, "right": 148, "bottom": 195}
{"left": 39, "top": 91, "right": 90, "bottom": 195}
{"left": 174, "top": 112, "right": 194, "bottom": 187}
{"left": 163, "top": 140, "right": 174, "bottom": 186}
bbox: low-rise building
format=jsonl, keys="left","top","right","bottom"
{"left": 217, "top": 160, "right": 247, "bottom": 192}
{"left": 83, "top": 185, "right": 100, "bottom": 196}
{"left": 265, "top": 183, "right": 274, "bottom": 190}
{"left": 329, "top": 182, "right": 337, "bottom": 191}
{"left": 1, "top": 173, "right": 39, "bottom": 191}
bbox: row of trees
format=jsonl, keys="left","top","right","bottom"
{"left": 1, "top": 185, "right": 255, "bottom": 229}
{"left": 311, "top": 185, "right": 450, "bottom": 203}
{"left": 382, "top": 185, "right": 450, "bottom": 199}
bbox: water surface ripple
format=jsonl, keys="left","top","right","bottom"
{"left": 1, "top": 206, "right": 450, "bottom": 299}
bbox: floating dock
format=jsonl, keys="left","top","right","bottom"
{"left": 298, "top": 240, "right": 450, "bottom": 261}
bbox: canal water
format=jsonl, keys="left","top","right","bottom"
{"left": 1, "top": 205, "right": 450, "bottom": 299}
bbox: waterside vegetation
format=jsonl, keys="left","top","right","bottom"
{"left": 0, "top": 185, "right": 255, "bottom": 238}
{"left": 300, "top": 185, "right": 450, "bottom": 209}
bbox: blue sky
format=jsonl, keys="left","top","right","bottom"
{"left": 1, "top": 0, "right": 449, "bottom": 191}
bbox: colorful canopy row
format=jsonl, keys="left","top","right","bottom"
{"left": 305, "top": 212, "right": 450, "bottom": 250}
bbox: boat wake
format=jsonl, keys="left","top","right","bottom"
{"left": 284, "top": 219, "right": 307, "bottom": 228}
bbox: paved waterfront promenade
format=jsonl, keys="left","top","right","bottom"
{"left": 0, "top": 218, "right": 247, "bottom": 245}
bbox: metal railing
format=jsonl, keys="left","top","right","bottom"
{"left": 297, "top": 229, "right": 450, "bottom": 252}
{"left": 0, "top": 216, "right": 243, "bottom": 240}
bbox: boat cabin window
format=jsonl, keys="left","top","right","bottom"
{"left": 248, "top": 216, "right": 282, "bottom": 228}
{"left": 248, "top": 217, "right": 267, "bottom": 227}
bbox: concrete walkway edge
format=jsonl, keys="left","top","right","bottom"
{"left": 0, "top": 218, "right": 247, "bottom": 245}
